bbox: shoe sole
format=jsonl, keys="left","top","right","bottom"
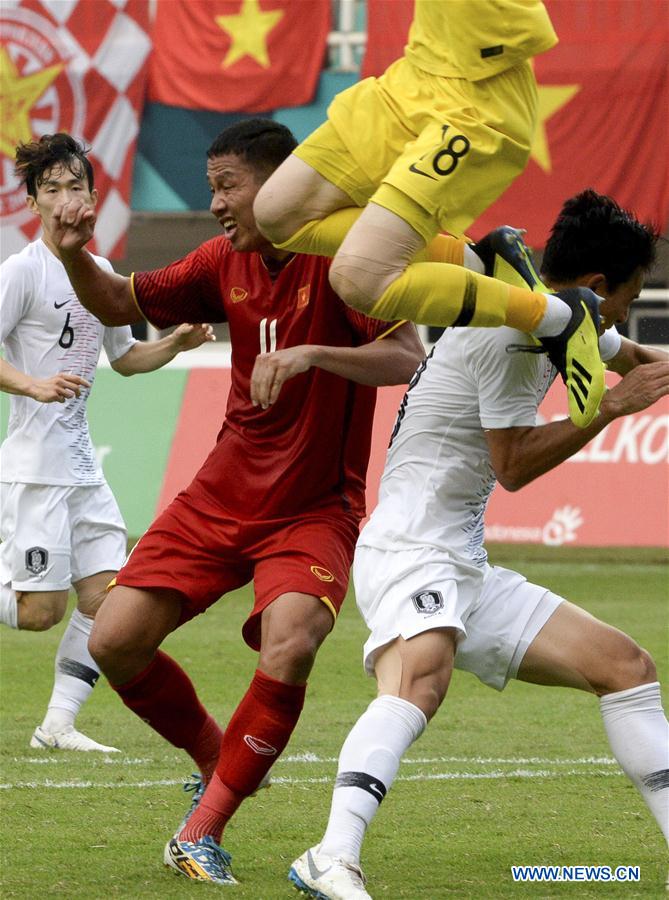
{"left": 288, "top": 867, "right": 331, "bottom": 899}
{"left": 164, "top": 839, "right": 238, "bottom": 885}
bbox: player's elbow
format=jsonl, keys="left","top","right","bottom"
{"left": 394, "top": 351, "right": 423, "bottom": 385}
{"left": 253, "top": 182, "right": 292, "bottom": 245}
{"left": 494, "top": 467, "right": 527, "bottom": 493}
{"left": 110, "top": 360, "right": 133, "bottom": 377}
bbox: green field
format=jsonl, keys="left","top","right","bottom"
{"left": 1, "top": 547, "right": 667, "bottom": 899}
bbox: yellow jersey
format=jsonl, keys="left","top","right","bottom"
{"left": 405, "top": 0, "right": 558, "bottom": 80}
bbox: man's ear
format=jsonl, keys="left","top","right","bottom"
{"left": 586, "top": 273, "right": 609, "bottom": 298}
{"left": 26, "top": 195, "right": 39, "bottom": 216}
{"left": 90, "top": 188, "right": 98, "bottom": 208}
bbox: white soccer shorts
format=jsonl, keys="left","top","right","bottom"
{"left": 353, "top": 545, "right": 562, "bottom": 690}
{"left": 0, "top": 482, "right": 127, "bottom": 591}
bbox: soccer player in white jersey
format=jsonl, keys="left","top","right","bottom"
{"left": 290, "top": 191, "right": 669, "bottom": 899}
{"left": 0, "top": 133, "right": 213, "bottom": 752}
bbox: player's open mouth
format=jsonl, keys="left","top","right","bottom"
{"left": 221, "top": 217, "right": 237, "bottom": 237}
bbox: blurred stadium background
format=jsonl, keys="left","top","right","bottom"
{"left": 1, "top": 0, "right": 667, "bottom": 544}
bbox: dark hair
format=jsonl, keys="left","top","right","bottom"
{"left": 541, "top": 190, "right": 658, "bottom": 291}
{"left": 207, "top": 118, "right": 297, "bottom": 178}
{"left": 15, "top": 133, "right": 94, "bottom": 198}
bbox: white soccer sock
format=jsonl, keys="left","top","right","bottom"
{"left": 532, "top": 294, "right": 572, "bottom": 337}
{"left": 463, "top": 244, "right": 485, "bottom": 274}
{"left": 0, "top": 584, "right": 18, "bottom": 628}
{"left": 41, "top": 608, "right": 100, "bottom": 732}
{"left": 319, "top": 694, "right": 427, "bottom": 863}
{"left": 600, "top": 681, "right": 669, "bottom": 843}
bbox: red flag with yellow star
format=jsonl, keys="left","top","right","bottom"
{"left": 362, "top": 0, "right": 669, "bottom": 245}
{"left": 148, "top": 0, "right": 330, "bottom": 113}
{"left": 0, "top": 0, "right": 151, "bottom": 261}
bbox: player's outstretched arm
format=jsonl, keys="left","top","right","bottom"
{"left": 0, "top": 358, "right": 90, "bottom": 403}
{"left": 250, "top": 322, "right": 424, "bottom": 409}
{"left": 486, "top": 360, "right": 669, "bottom": 491}
{"left": 111, "top": 324, "right": 216, "bottom": 376}
{"left": 51, "top": 198, "right": 139, "bottom": 327}
{"left": 607, "top": 335, "right": 669, "bottom": 376}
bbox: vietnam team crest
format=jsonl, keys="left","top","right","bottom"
{"left": 25, "top": 546, "right": 48, "bottom": 576}
{"left": 411, "top": 589, "right": 444, "bottom": 615}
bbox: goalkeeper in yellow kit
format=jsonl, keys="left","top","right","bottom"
{"left": 255, "top": 0, "right": 605, "bottom": 428}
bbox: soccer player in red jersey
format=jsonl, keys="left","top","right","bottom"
{"left": 51, "top": 119, "right": 424, "bottom": 884}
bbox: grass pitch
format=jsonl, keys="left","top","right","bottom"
{"left": 1, "top": 546, "right": 667, "bottom": 898}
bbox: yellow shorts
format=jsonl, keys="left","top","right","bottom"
{"left": 294, "top": 56, "right": 538, "bottom": 242}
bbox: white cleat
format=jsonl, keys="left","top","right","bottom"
{"left": 289, "top": 845, "right": 372, "bottom": 899}
{"left": 30, "top": 724, "right": 120, "bottom": 753}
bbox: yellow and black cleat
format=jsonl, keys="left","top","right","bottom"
{"left": 539, "top": 288, "right": 606, "bottom": 428}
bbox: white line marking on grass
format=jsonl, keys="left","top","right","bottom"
{"left": 0, "top": 769, "right": 623, "bottom": 790}
{"left": 282, "top": 754, "right": 617, "bottom": 766}
{"left": 15, "top": 756, "right": 152, "bottom": 765}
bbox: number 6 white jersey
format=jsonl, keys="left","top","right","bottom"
{"left": 0, "top": 239, "right": 136, "bottom": 486}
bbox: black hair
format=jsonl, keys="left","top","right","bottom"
{"left": 207, "top": 118, "right": 297, "bottom": 178}
{"left": 15, "top": 133, "right": 94, "bottom": 198}
{"left": 541, "top": 189, "right": 658, "bottom": 291}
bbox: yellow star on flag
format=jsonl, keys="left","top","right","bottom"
{"left": 216, "top": 0, "right": 285, "bottom": 69}
{"left": 530, "top": 82, "right": 581, "bottom": 173}
{"left": 0, "top": 46, "right": 63, "bottom": 159}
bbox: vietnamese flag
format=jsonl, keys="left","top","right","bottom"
{"left": 361, "top": 0, "right": 412, "bottom": 79}
{"left": 361, "top": 0, "right": 669, "bottom": 245}
{"left": 148, "top": 0, "right": 330, "bottom": 113}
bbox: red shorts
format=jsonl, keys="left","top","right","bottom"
{"left": 116, "top": 486, "right": 360, "bottom": 650}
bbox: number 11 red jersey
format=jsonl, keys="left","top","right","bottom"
{"left": 132, "top": 237, "right": 389, "bottom": 521}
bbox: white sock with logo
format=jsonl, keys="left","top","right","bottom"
{"left": 319, "top": 694, "right": 427, "bottom": 864}
{"left": 0, "top": 584, "right": 18, "bottom": 628}
{"left": 600, "top": 681, "right": 669, "bottom": 843}
{"left": 41, "top": 609, "right": 100, "bottom": 732}
{"left": 532, "top": 295, "right": 572, "bottom": 337}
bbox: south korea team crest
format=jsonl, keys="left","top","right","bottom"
{"left": 411, "top": 589, "right": 444, "bottom": 616}
{"left": 25, "top": 546, "right": 49, "bottom": 576}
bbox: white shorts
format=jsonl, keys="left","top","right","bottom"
{"left": 0, "top": 482, "right": 127, "bottom": 591}
{"left": 353, "top": 546, "right": 563, "bottom": 691}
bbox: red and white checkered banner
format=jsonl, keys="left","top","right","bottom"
{"left": 0, "top": 0, "right": 151, "bottom": 261}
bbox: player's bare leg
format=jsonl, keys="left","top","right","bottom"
{"left": 290, "top": 629, "right": 457, "bottom": 898}
{"left": 254, "top": 154, "right": 354, "bottom": 246}
{"left": 518, "top": 601, "right": 669, "bottom": 843}
{"left": 90, "top": 584, "right": 224, "bottom": 776}
{"left": 333, "top": 203, "right": 604, "bottom": 426}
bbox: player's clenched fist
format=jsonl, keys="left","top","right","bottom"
{"left": 52, "top": 198, "right": 96, "bottom": 253}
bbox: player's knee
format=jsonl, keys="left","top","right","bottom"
{"left": 622, "top": 646, "right": 657, "bottom": 687}
{"left": 329, "top": 255, "right": 377, "bottom": 314}
{"left": 16, "top": 592, "right": 66, "bottom": 631}
{"left": 599, "top": 641, "right": 657, "bottom": 694}
{"left": 261, "top": 627, "right": 327, "bottom": 682}
{"left": 253, "top": 182, "right": 293, "bottom": 244}
{"left": 88, "top": 618, "right": 136, "bottom": 676}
